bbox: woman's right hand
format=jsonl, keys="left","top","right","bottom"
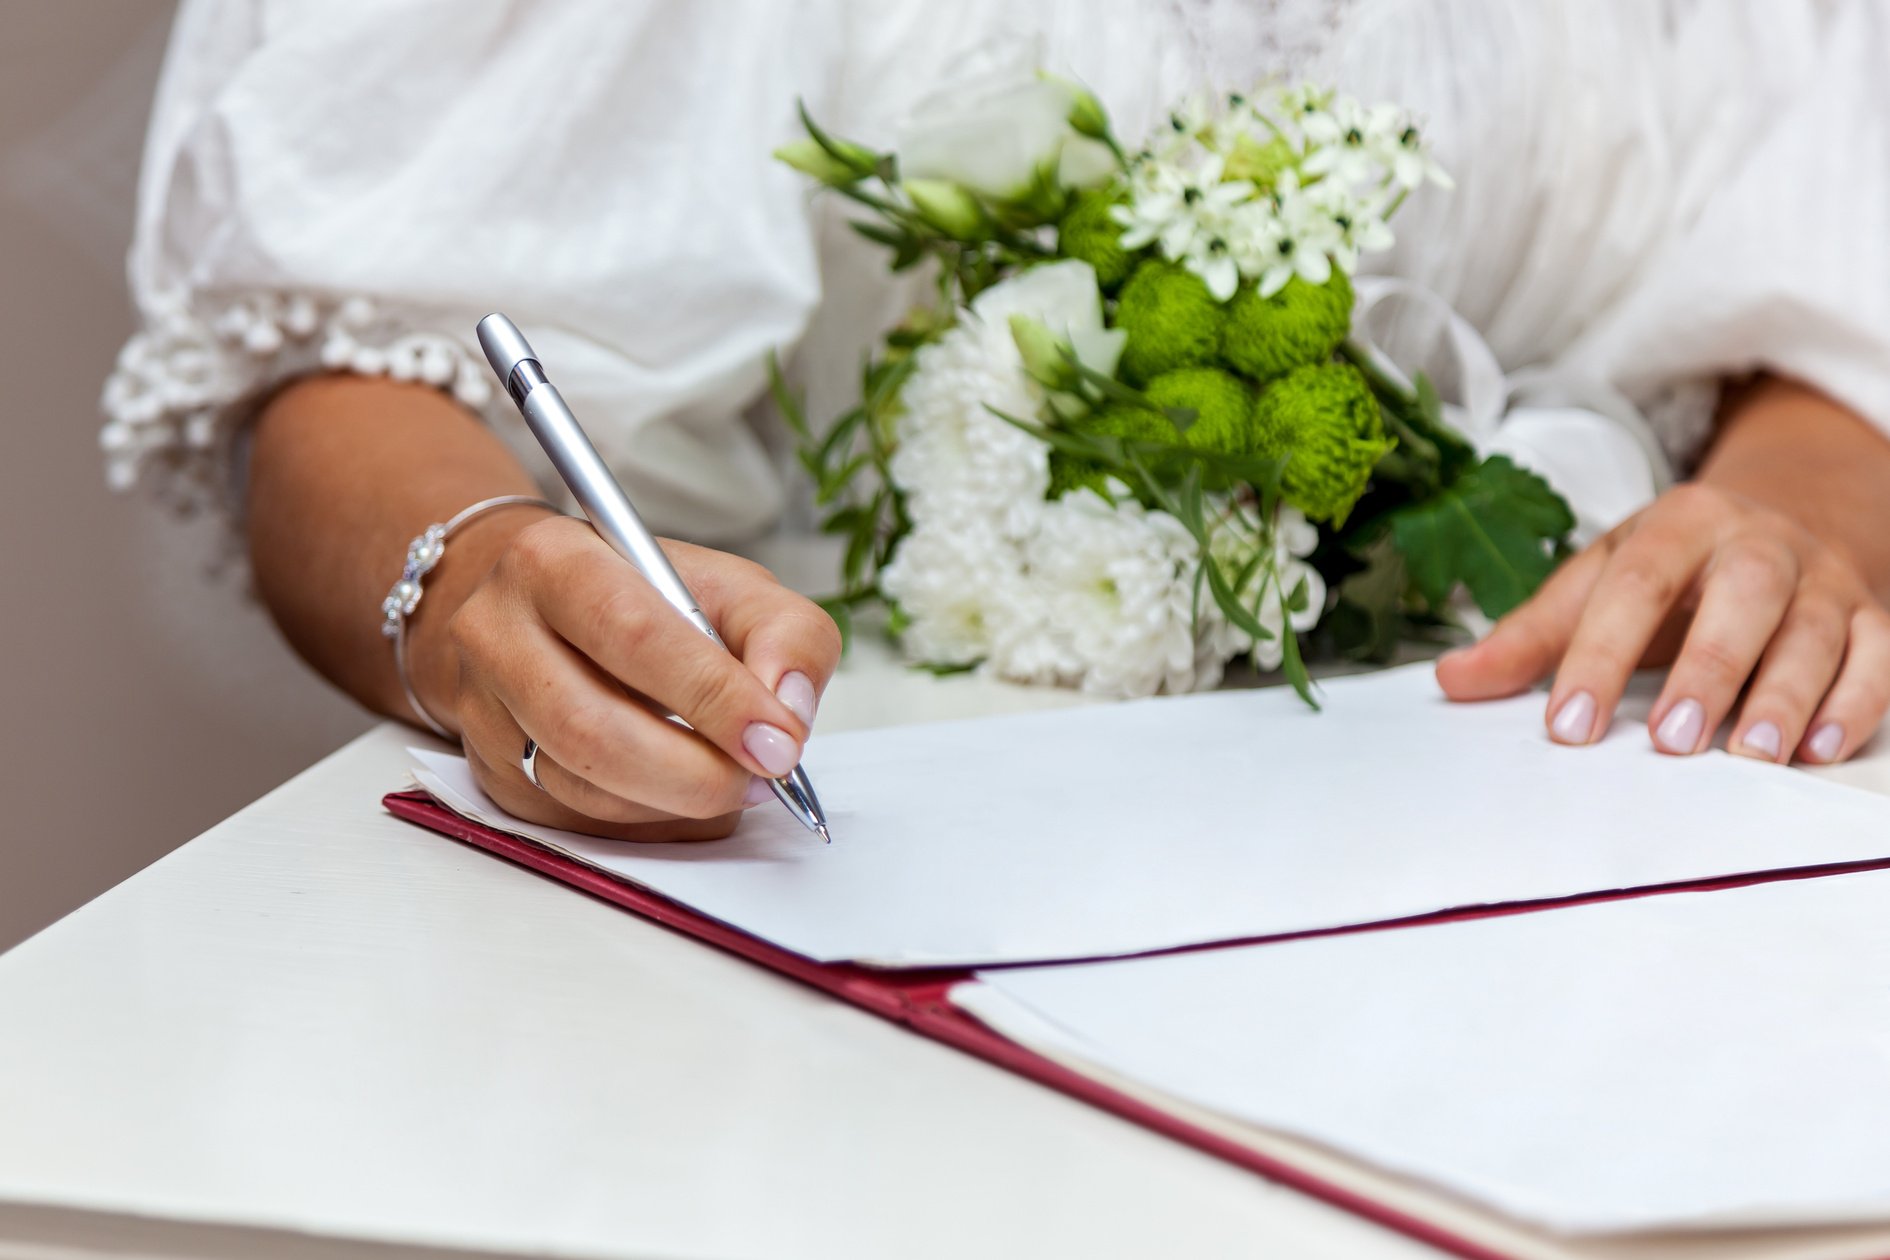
{"left": 436, "top": 515, "right": 842, "bottom": 841}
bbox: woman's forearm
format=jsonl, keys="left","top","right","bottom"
{"left": 246, "top": 374, "right": 549, "bottom": 731}
{"left": 1697, "top": 375, "right": 1890, "bottom": 604}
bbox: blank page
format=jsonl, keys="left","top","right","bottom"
{"left": 410, "top": 664, "right": 1890, "bottom": 966}
{"left": 963, "top": 868, "right": 1890, "bottom": 1233}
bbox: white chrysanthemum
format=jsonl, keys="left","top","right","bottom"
{"left": 879, "top": 520, "right": 1035, "bottom": 668}
{"left": 890, "top": 323, "right": 1047, "bottom": 532}
{"left": 890, "top": 261, "right": 1118, "bottom": 535}
{"left": 1008, "top": 489, "right": 1210, "bottom": 699}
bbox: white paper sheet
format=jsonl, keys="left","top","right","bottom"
{"left": 407, "top": 663, "right": 1890, "bottom": 967}
{"left": 960, "top": 869, "right": 1890, "bottom": 1234}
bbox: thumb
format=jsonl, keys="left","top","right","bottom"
{"left": 1435, "top": 545, "right": 1604, "bottom": 701}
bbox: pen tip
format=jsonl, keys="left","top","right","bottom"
{"left": 816, "top": 822, "right": 832, "bottom": 845}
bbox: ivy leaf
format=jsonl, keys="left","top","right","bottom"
{"left": 1388, "top": 455, "right": 1575, "bottom": 619}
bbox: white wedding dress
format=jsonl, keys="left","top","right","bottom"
{"left": 103, "top": 0, "right": 1890, "bottom": 556}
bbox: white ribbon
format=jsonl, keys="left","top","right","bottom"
{"left": 1349, "top": 277, "right": 1671, "bottom": 545}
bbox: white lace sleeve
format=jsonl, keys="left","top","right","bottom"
{"left": 101, "top": 289, "right": 492, "bottom": 513}
{"left": 103, "top": 0, "right": 838, "bottom": 554}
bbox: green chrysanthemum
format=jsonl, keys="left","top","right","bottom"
{"left": 1253, "top": 362, "right": 1393, "bottom": 524}
{"left": 1057, "top": 190, "right": 1135, "bottom": 291}
{"left": 1220, "top": 271, "right": 1354, "bottom": 383}
{"left": 1113, "top": 261, "right": 1225, "bottom": 386}
{"left": 1145, "top": 367, "right": 1257, "bottom": 458}
{"left": 1047, "top": 404, "right": 1177, "bottom": 499}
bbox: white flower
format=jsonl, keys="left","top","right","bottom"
{"left": 1302, "top": 176, "right": 1396, "bottom": 274}
{"left": 1274, "top": 84, "right": 1337, "bottom": 139}
{"left": 1301, "top": 95, "right": 1403, "bottom": 185}
{"left": 889, "top": 261, "right": 1117, "bottom": 534}
{"left": 1014, "top": 490, "right": 1210, "bottom": 698}
{"left": 1112, "top": 152, "right": 1262, "bottom": 299}
{"left": 1114, "top": 152, "right": 1254, "bottom": 257}
{"left": 972, "top": 259, "right": 1125, "bottom": 382}
{"left": 890, "top": 328, "right": 1046, "bottom": 534}
{"left": 897, "top": 35, "right": 1112, "bottom": 200}
{"left": 1384, "top": 121, "right": 1454, "bottom": 191}
{"left": 1204, "top": 505, "right": 1327, "bottom": 670}
{"left": 1235, "top": 171, "right": 1339, "bottom": 297}
{"left": 1182, "top": 233, "right": 1244, "bottom": 303}
{"left": 880, "top": 521, "right": 1032, "bottom": 668}
{"left": 1297, "top": 92, "right": 1452, "bottom": 193}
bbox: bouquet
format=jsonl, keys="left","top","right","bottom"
{"left": 774, "top": 49, "right": 1573, "bottom": 705}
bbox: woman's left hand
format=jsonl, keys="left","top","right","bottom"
{"left": 1435, "top": 481, "right": 1890, "bottom": 763}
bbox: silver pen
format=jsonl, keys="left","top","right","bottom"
{"left": 477, "top": 313, "right": 831, "bottom": 843}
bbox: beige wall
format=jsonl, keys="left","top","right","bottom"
{"left": 0, "top": 2, "right": 371, "bottom": 951}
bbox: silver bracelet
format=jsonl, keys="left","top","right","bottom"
{"left": 381, "top": 494, "right": 560, "bottom": 738}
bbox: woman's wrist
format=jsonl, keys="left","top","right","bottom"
{"left": 402, "top": 505, "right": 558, "bottom": 735}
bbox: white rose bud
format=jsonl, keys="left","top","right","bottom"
{"left": 897, "top": 36, "right": 1108, "bottom": 204}
{"left": 903, "top": 179, "right": 987, "bottom": 240}
{"left": 1046, "top": 73, "right": 1112, "bottom": 143}
{"left": 774, "top": 136, "right": 874, "bottom": 187}
{"left": 1009, "top": 314, "right": 1077, "bottom": 391}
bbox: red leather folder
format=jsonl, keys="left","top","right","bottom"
{"left": 383, "top": 789, "right": 1890, "bottom": 1260}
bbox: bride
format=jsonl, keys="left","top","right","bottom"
{"left": 103, "top": 0, "right": 1890, "bottom": 839}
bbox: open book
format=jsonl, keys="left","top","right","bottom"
{"left": 391, "top": 663, "right": 1890, "bottom": 1256}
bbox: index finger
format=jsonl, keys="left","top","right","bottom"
{"left": 667, "top": 542, "right": 844, "bottom": 723}
{"left": 1435, "top": 543, "right": 1607, "bottom": 702}
{"left": 1548, "top": 515, "right": 1715, "bottom": 745}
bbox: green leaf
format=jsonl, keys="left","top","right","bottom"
{"left": 864, "top": 353, "right": 917, "bottom": 413}
{"left": 1414, "top": 372, "right": 1442, "bottom": 424}
{"left": 911, "top": 658, "right": 984, "bottom": 677}
{"left": 1321, "top": 532, "right": 1407, "bottom": 663}
{"left": 1276, "top": 595, "right": 1320, "bottom": 710}
{"left": 817, "top": 453, "right": 871, "bottom": 505}
{"left": 815, "top": 408, "right": 866, "bottom": 464}
{"left": 767, "top": 353, "right": 810, "bottom": 443}
{"left": 796, "top": 100, "right": 878, "bottom": 178}
{"left": 842, "top": 525, "right": 876, "bottom": 589}
{"left": 1387, "top": 455, "right": 1576, "bottom": 619}
{"left": 1409, "top": 371, "right": 1477, "bottom": 475}
{"left": 1201, "top": 555, "right": 1273, "bottom": 643}
{"left": 817, "top": 597, "right": 854, "bottom": 655}
{"left": 850, "top": 220, "right": 911, "bottom": 250}
{"left": 818, "top": 505, "right": 873, "bottom": 536}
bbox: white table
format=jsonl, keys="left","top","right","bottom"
{"left": 4, "top": 639, "right": 1888, "bottom": 1260}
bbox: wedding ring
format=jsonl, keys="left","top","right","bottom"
{"left": 521, "top": 738, "right": 547, "bottom": 791}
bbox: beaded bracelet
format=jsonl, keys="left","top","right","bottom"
{"left": 381, "top": 494, "right": 559, "bottom": 738}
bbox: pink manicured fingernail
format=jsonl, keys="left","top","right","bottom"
{"left": 742, "top": 722, "right": 801, "bottom": 777}
{"left": 1808, "top": 722, "right": 1845, "bottom": 762}
{"left": 742, "top": 776, "right": 773, "bottom": 807}
{"left": 777, "top": 671, "right": 818, "bottom": 727}
{"left": 1654, "top": 699, "right": 1706, "bottom": 754}
{"left": 1740, "top": 721, "right": 1782, "bottom": 761}
{"left": 1550, "top": 690, "right": 1596, "bottom": 744}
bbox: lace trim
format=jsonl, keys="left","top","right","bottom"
{"left": 99, "top": 291, "right": 496, "bottom": 521}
